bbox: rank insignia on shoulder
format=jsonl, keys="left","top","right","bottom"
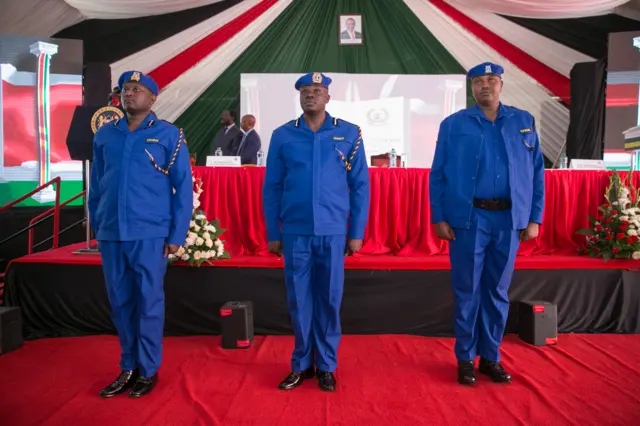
{"left": 520, "top": 128, "right": 532, "bottom": 133}
{"left": 333, "top": 136, "right": 345, "bottom": 140}
{"left": 146, "top": 138, "right": 159, "bottom": 143}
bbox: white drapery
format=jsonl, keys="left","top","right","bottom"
{"left": 0, "top": 0, "right": 83, "bottom": 37}
{"left": 405, "top": 0, "right": 570, "bottom": 163}
{"left": 448, "top": 5, "right": 596, "bottom": 77}
{"left": 110, "top": 0, "right": 260, "bottom": 86}
{"left": 64, "top": 0, "right": 225, "bottom": 20}
{"left": 153, "top": 0, "right": 293, "bottom": 122}
{"left": 444, "top": 0, "right": 631, "bottom": 19}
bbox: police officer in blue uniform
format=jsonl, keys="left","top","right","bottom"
{"left": 430, "top": 62, "right": 545, "bottom": 386}
{"left": 263, "top": 72, "right": 370, "bottom": 392}
{"left": 89, "top": 71, "right": 193, "bottom": 398}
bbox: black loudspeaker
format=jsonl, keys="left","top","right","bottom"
{"left": 0, "top": 307, "right": 23, "bottom": 355}
{"left": 220, "top": 301, "right": 254, "bottom": 349}
{"left": 83, "top": 62, "right": 112, "bottom": 107}
{"left": 518, "top": 301, "right": 558, "bottom": 346}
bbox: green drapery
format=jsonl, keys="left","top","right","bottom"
{"left": 175, "top": 0, "right": 471, "bottom": 159}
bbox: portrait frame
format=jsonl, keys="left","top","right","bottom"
{"left": 338, "top": 14, "right": 364, "bottom": 46}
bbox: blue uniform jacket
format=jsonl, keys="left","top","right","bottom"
{"left": 88, "top": 112, "right": 193, "bottom": 246}
{"left": 263, "top": 113, "right": 370, "bottom": 241}
{"left": 429, "top": 104, "right": 545, "bottom": 230}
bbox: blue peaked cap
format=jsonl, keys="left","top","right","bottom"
{"left": 466, "top": 62, "right": 504, "bottom": 79}
{"left": 295, "top": 72, "right": 332, "bottom": 90}
{"left": 118, "top": 70, "right": 159, "bottom": 96}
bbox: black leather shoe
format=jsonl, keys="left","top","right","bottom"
{"left": 277, "top": 367, "right": 315, "bottom": 390}
{"left": 457, "top": 360, "right": 476, "bottom": 386}
{"left": 317, "top": 371, "right": 336, "bottom": 392}
{"left": 99, "top": 369, "right": 139, "bottom": 398}
{"left": 479, "top": 358, "right": 512, "bottom": 383}
{"left": 128, "top": 373, "right": 158, "bottom": 398}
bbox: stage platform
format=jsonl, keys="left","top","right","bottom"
{"left": 4, "top": 242, "right": 640, "bottom": 338}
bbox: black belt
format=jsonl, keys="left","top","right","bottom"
{"left": 473, "top": 198, "right": 511, "bottom": 211}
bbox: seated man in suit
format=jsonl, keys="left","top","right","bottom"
{"left": 234, "top": 114, "right": 261, "bottom": 165}
{"left": 208, "top": 110, "right": 241, "bottom": 158}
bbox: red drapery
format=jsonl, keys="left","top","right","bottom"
{"left": 193, "top": 167, "right": 637, "bottom": 257}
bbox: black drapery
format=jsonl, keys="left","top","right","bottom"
{"left": 53, "top": 0, "right": 242, "bottom": 64}
{"left": 566, "top": 58, "right": 607, "bottom": 161}
{"left": 5, "top": 262, "right": 640, "bottom": 339}
{"left": 501, "top": 14, "right": 640, "bottom": 59}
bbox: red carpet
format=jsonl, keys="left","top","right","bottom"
{"left": 0, "top": 335, "right": 639, "bottom": 425}
{"left": 9, "top": 241, "right": 640, "bottom": 270}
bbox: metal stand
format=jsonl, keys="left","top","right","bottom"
{"left": 73, "top": 159, "right": 100, "bottom": 255}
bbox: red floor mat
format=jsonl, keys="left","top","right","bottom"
{"left": 0, "top": 334, "right": 639, "bottom": 425}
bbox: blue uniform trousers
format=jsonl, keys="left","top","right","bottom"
{"left": 99, "top": 238, "right": 167, "bottom": 377}
{"left": 283, "top": 234, "right": 346, "bottom": 373}
{"left": 449, "top": 209, "right": 520, "bottom": 362}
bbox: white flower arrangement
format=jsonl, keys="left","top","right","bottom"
{"left": 169, "top": 175, "right": 231, "bottom": 267}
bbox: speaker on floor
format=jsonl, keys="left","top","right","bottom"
{"left": 220, "top": 301, "right": 254, "bottom": 349}
{"left": 0, "top": 307, "right": 23, "bottom": 355}
{"left": 518, "top": 301, "right": 558, "bottom": 346}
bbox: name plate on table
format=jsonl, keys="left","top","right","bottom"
{"left": 569, "top": 159, "right": 606, "bottom": 170}
{"left": 206, "top": 156, "right": 241, "bottom": 167}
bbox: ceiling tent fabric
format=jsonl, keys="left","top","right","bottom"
{"left": 64, "top": 0, "right": 226, "bottom": 19}
{"left": 109, "top": 0, "right": 258, "bottom": 87}
{"left": 444, "top": 0, "right": 631, "bottom": 19}
{"left": 405, "top": 0, "right": 570, "bottom": 163}
{"left": 447, "top": 5, "right": 596, "bottom": 77}
{"left": 500, "top": 13, "right": 640, "bottom": 59}
{"left": 152, "top": 0, "right": 292, "bottom": 121}
{"left": 0, "top": 0, "right": 83, "bottom": 38}
{"left": 54, "top": 0, "right": 244, "bottom": 63}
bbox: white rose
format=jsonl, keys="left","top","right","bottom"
{"left": 206, "top": 239, "right": 213, "bottom": 248}
{"left": 194, "top": 225, "right": 201, "bottom": 232}
{"left": 628, "top": 229, "right": 638, "bottom": 236}
{"left": 194, "top": 251, "right": 201, "bottom": 260}
{"left": 217, "top": 248, "right": 224, "bottom": 257}
{"left": 177, "top": 247, "right": 185, "bottom": 256}
{"left": 196, "top": 237, "right": 204, "bottom": 246}
{"left": 613, "top": 201, "right": 619, "bottom": 206}
{"left": 620, "top": 216, "right": 629, "bottom": 222}
{"left": 210, "top": 226, "right": 217, "bottom": 233}
{"left": 188, "top": 231, "right": 197, "bottom": 239}
{"left": 190, "top": 220, "right": 196, "bottom": 227}
{"left": 215, "top": 239, "right": 222, "bottom": 247}
{"left": 633, "top": 251, "right": 640, "bottom": 260}
{"left": 185, "top": 238, "right": 195, "bottom": 247}
{"left": 203, "top": 232, "right": 211, "bottom": 240}
{"left": 208, "top": 250, "right": 215, "bottom": 258}
{"left": 182, "top": 254, "right": 189, "bottom": 261}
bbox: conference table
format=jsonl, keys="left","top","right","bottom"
{"left": 192, "top": 166, "right": 635, "bottom": 257}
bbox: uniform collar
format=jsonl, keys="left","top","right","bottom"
{"left": 294, "top": 112, "right": 338, "bottom": 132}
{"left": 470, "top": 102, "right": 513, "bottom": 120}
{"left": 117, "top": 111, "right": 157, "bottom": 131}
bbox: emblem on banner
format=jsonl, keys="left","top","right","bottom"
{"left": 366, "top": 108, "right": 389, "bottom": 126}
{"left": 485, "top": 65, "right": 492, "bottom": 74}
{"left": 312, "top": 73, "right": 322, "bottom": 84}
{"left": 91, "top": 106, "right": 125, "bottom": 134}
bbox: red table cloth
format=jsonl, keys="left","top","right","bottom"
{"left": 192, "top": 167, "right": 638, "bottom": 257}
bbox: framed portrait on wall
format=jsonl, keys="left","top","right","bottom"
{"left": 338, "top": 14, "right": 363, "bottom": 46}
